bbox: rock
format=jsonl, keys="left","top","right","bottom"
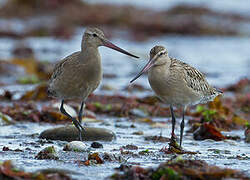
{"left": 193, "top": 123, "right": 226, "bottom": 141}
{"left": 63, "top": 141, "right": 88, "bottom": 152}
{"left": 0, "top": 112, "right": 14, "bottom": 126}
{"left": 91, "top": 142, "right": 103, "bottom": 148}
{"left": 39, "top": 125, "right": 116, "bottom": 142}
{"left": 35, "top": 146, "right": 58, "bottom": 160}
{"left": 103, "top": 152, "right": 126, "bottom": 163}
{"left": 122, "top": 144, "right": 138, "bottom": 150}
{"left": 76, "top": 152, "right": 104, "bottom": 166}
{"left": 2, "top": 146, "right": 10, "bottom": 151}
{"left": 132, "top": 131, "right": 143, "bottom": 135}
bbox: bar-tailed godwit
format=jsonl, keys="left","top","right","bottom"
{"left": 130, "top": 45, "right": 222, "bottom": 148}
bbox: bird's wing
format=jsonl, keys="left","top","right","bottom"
{"left": 50, "top": 51, "right": 81, "bottom": 81}
{"left": 170, "top": 58, "right": 209, "bottom": 93}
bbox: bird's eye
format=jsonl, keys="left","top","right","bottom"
{"left": 159, "top": 52, "right": 164, "bottom": 56}
{"left": 93, "top": 33, "right": 97, "bottom": 37}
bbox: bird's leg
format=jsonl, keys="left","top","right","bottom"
{"left": 170, "top": 105, "right": 176, "bottom": 141}
{"left": 78, "top": 101, "right": 85, "bottom": 124}
{"left": 168, "top": 105, "right": 182, "bottom": 151}
{"left": 180, "top": 106, "right": 186, "bottom": 148}
{"left": 60, "top": 100, "right": 85, "bottom": 141}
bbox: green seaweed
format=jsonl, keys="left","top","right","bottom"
{"left": 196, "top": 105, "right": 216, "bottom": 122}
{"left": 152, "top": 167, "right": 180, "bottom": 180}
{"left": 17, "top": 75, "right": 40, "bottom": 84}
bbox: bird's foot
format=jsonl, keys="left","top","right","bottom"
{"left": 72, "top": 118, "right": 86, "bottom": 141}
{"left": 160, "top": 137, "right": 183, "bottom": 154}
{"left": 169, "top": 136, "right": 183, "bottom": 153}
{"left": 160, "top": 137, "right": 197, "bottom": 154}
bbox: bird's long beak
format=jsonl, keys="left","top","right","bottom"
{"left": 130, "top": 56, "right": 156, "bottom": 83}
{"left": 102, "top": 39, "right": 139, "bottom": 59}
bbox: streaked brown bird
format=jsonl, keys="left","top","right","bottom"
{"left": 130, "top": 45, "right": 222, "bottom": 148}
{"left": 48, "top": 27, "right": 139, "bottom": 141}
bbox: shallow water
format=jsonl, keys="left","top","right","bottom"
{"left": 0, "top": 29, "right": 249, "bottom": 90}
{"left": 0, "top": 117, "right": 249, "bottom": 179}
{"left": 0, "top": 2, "right": 249, "bottom": 179}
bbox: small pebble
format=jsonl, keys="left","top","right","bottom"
{"left": 39, "top": 126, "right": 116, "bottom": 142}
{"left": 63, "top": 141, "right": 88, "bottom": 152}
{"left": 35, "top": 146, "right": 58, "bottom": 160}
{"left": 91, "top": 142, "right": 103, "bottom": 148}
{"left": 122, "top": 144, "right": 138, "bottom": 150}
{"left": 132, "top": 131, "right": 143, "bottom": 135}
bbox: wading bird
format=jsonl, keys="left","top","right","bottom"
{"left": 130, "top": 45, "right": 222, "bottom": 148}
{"left": 48, "top": 27, "right": 139, "bottom": 141}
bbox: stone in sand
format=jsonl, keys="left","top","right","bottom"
{"left": 39, "top": 125, "right": 116, "bottom": 142}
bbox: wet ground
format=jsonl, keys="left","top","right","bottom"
{"left": 0, "top": 117, "right": 249, "bottom": 179}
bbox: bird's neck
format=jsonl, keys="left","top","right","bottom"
{"left": 81, "top": 43, "right": 101, "bottom": 62}
{"left": 81, "top": 39, "right": 99, "bottom": 51}
{"left": 154, "top": 56, "right": 170, "bottom": 67}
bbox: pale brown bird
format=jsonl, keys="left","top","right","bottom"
{"left": 48, "top": 27, "right": 139, "bottom": 141}
{"left": 130, "top": 45, "right": 222, "bottom": 147}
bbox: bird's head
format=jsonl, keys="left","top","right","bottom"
{"left": 130, "top": 45, "right": 169, "bottom": 83}
{"left": 83, "top": 27, "right": 139, "bottom": 58}
{"left": 149, "top": 45, "right": 168, "bottom": 65}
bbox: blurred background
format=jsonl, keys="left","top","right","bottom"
{"left": 0, "top": 0, "right": 249, "bottom": 96}
{"left": 0, "top": 1, "right": 250, "bottom": 179}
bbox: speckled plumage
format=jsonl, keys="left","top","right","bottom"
{"left": 148, "top": 46, "right": 222, "bottom": 107}
{"left": 131, "top": 45, "right": 222, "bottom": 148}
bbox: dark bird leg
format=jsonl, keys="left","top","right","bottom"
{"left": 170, "top": 105, "right": 176, "bottom": 141}
{"left": 60, "top": 100, "right": 85, "bottom": 141}
{"left": 180, "top": 106, "right": 186, "bottom": 147}
{"left": 78, "top": 101, "right": 85, "bottom": 124}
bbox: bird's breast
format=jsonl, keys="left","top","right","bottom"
{"left": 148, "top": 66, "right": 171, "bottom": 98}
{"left": 78, "top": 58, "right": 102, "bottom": 91}
{"left": 148, "top": 66, "right": 198, "bottom": 106}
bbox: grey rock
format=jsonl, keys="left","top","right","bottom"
{"left": 63, "top": 141, "right": 88, "bottom": 152}
{"left": 91, "top": 142, "right": 103, "bottom": 148}
{"left": 35, "top": 146, "right": 58, "bottom": 160}
{"left": 39, "top": 125, "right": 116, "bottom": 142}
